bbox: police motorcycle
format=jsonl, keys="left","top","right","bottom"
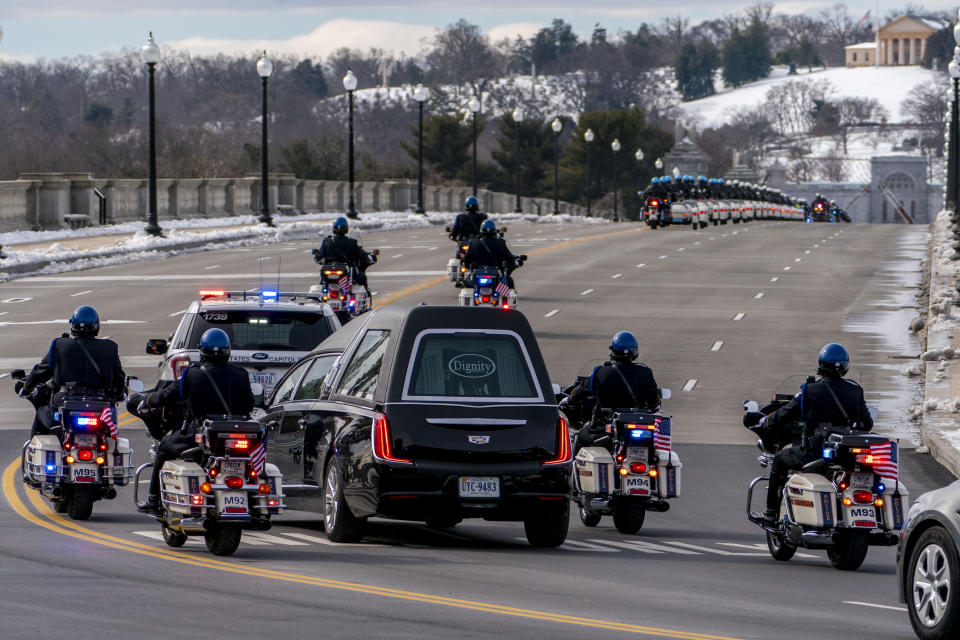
{"left": 130, "top": 384, "right": 285, "bottom": 556}
{"left": 457, "top": 254, "right": 526, "bottom": 309}
{"left": 561, "top": 362, "right": 679, "bottom": 534}
{"left": 446, "top": 224, "right": 510, "bottom": 284}
{"left": 743, "top": 375, "right": 907, "bottom": 571}
{"left": 641, "top": 195, "right": 670, "bottom": 229}
{"left": 13, "top": 369, "right": 137, "bottom": 520}
{"left": 309, "top": 246, "right": 379, "bottom": 321}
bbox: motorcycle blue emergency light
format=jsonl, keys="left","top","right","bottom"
{"left": 822, "top": 447, "right": 835, "bottom": 459}
{"left": 75, "top": 415, "right": 98, "bottom": 428}
{"left": 876, "top": 483, "right": 885, "bottom": 493}
{"left": 478, "top": 277, "right": 492, "bottom": 285}
{"left": 261, "top": 290, "right": 279, "bottom": 300}
{"left": 46, "top": 464, "right": 56, "bottom": 472}
{"left": 629, "top": 428, "right": 653, "bottom": 441}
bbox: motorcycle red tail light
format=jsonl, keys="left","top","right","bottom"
{"left": 630, "top": 462, "right": 646, "bottom": 474}
{"left": 853, "top": 490, "right": 872, "bottom": 504}
{"left": 481, "top": 296, "right": 490, "bottom": 303}
{"left": 229, "top": 438, "right": 250, "bottom": 451}
{"left": 77, "top": 449, "right": 94, "bottom": 462}
{"left": 98, "top": 443, "right": 108, "bottom": 451}
{"left": 225, "top": 476, "right": 244, "bottom": 489}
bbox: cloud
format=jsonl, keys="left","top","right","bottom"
{"left": 486, "top": 22, "right": 545, "bottom": 43}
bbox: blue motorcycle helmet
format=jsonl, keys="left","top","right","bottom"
{"left": 199, "top": 328, "right": 231, "bottom": 363}
{"left": 683, "top": 175, "right": 694, "bottom": 183}
{"left": 332, "top": 216, "right": 349, "bottom": 236}
{"left": 479, "top": 218, "right": 497, "bottom": 236}
{"left": 465, "top": 195, "right": 479, "bottom": 213}
{"left": 661, "top": 175, "right": 672, "bottom": 184}
{"left": 610, "top": 331, "right": 639, "bottom": 362}
{"left": 69, "top": 305, "right": 100, "bottom": 337}
{"left": 650, "top": 177, "right": 660, "bottom": 185}
{"left": 817, "top": 343, "right": 850, "bottom": 378}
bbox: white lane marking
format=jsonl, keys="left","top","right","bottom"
{"left": 205, "top": 265, "right": 220, "bottom": 270}
{"left": 427, "top": 246, "right": 439, "bottom": 251}
{"left": 843, "top": 601, "right": 908, "bottom": 613}
{"left": 782, "top": 266, "right": 791, "bottom": 271}
{"left": 70, "top": 290, "right": 92, "bottom": 297}
{"left": 682, "top": 379, "right": 698, "bottom": 392}
{"left": 132, "top": 530, "right": 268, "bottom": 546}
{"left": 1, "top": 297, "right": 33, "bottom": 303}
{"left": 21, "top": 271, "right": 443, "bottom": 281}
{"left": 0, "top": 319, "right": 147, "bottom": 326}
{"left": 660, "top": 541, "right": 765, "bottom": 557}
{"left": 243, "top": 532, "right": 308, "bottom": 546}
{"left": 588, "top": 539, "right": 699, "bottom": 554}
{"left": 732, "top": 231, "right": 738, "bottom": 236}
{"left": 733, "top": 313, "right": 746, "bottom": 321}
{"left": 283, "top": 532, "right": 384, "bottom": 547}
{"left": 769, "top": 277, "right": 779, "bottom": 282}
{"left": 813, "top": 244, "right": 820, "bottom": 248}
{"left": 636, "top": 264, "right": 646, "bottom": 268}
{"left": 658, "top": 255, "right": 668, "bottom": 259}
{"left": 371, "top": 291, "right": 379, "bottom": 296}
{"left": 794, "top": 257, "right": 802, "bottom": 262}
{"left": 710, "top": 341, "right": 724, "bottom": 352}
{"left": 168, "top": 310, "right": 187, "bottom": 317}
{"left": 611, "top": 273, "right": 623, "bottom": 279}
{"left": 804, "top": 250, "right": 811, "bottom": 254}
{"left": 754, "top": 292, "right": 764, "bottom": 299}
{"left": 0, "top": 312, "right": 8, "bottom": 317}
{"left": 544, "top": 309, "right": 560, "bottom": 318}
{"left": 694, "top": 241, "right": 701, "bottom": 245}
{"left": 721, "top": 233, "right": 728, "bottom": 237}
{"left": 709, "top": 237, "right": 715, "bottom": 240}
{"left": 559, "top": 540, "right": 618, "bottom": 552}
{"left": 677, "top": 247, "right": 685, "bottom": 252}
{"left": 392, "top": 254, "right": 404, "bottom": 259}
{"left": 580, "top": 289, "right": 594, "bottom": 296}
{"left": 257, "top": 256, "right": 271, "bottom": 261}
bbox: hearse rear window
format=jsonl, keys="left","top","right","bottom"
{"left": 404, "top": 330, "right": 541, "bottom": 402}
{"left": 189, "top": 311, "right": 332, "bottom": 351}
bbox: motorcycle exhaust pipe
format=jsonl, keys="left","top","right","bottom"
{"left": 103, "top": 487, "right": 117, "bottom": 500}
{"left": 51, "top": 486, "right": 62, "bottom": 498}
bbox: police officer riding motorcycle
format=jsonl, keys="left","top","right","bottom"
{"left": 459, "top": 219, "right": 526, "bottom": 307}
{"left": 311, "top": 216, "right": 378, "bottom": 318}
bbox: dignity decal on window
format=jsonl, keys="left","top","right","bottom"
{"left": 448, "top": 354, "right": 496, "bottom": 378}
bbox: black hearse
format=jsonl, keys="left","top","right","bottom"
{"left": 259, "top": 305, "right": 572, "bottom": 547}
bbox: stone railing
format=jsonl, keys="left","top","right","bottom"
{"left": 0, "top": 172, "right": 593, "bottom": 232}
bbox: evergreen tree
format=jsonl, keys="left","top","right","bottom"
{"left": 400, "top": 114, "right": 480, "bottom": 181}
{"left": 742, "top": 16, "right": 773, "bottom": 82}
{"left": 489, "top": 116, "right": 554, "bottom": 195}
{"left": 722, "top": 26, "right": 749, "bottom": 88}
{"left": 674, "top": 40, "right": 719, "bottom": 101}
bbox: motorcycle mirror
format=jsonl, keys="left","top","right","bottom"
{"left": 756, "top": 439, "right": 765, "bottom": 453}
{"left": 372, "top": 249, "right": 380, "bottom": 256}
{"left": 127, "top": 379, "right": 145, "bottom": 394}
{"left": 10, "top": 369, "right": 25, "bottom": 380}
{"left": 501, "top": 226, "right": 508, "bottom": 234}
{"left": 743, "top": 400, "right": 760, "bottom": 413}
{"left": 146, "top": 338, "right": 168, "bottom": 356}
{"left": 868, "top": 407, "right": 878, "bottom": 421}
{"left": 660, "top": 388, "right": 671, "bottom": 401}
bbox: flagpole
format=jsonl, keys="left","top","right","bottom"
{"left": 875, "top": 0, "right": 880, "bottom": 68}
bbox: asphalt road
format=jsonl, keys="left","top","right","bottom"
{"left": 0, "top": 219, "right": 948, "bottom": 640}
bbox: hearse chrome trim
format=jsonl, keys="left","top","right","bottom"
{"left": 425, "top": 418, "right": 527, "bottom": 426}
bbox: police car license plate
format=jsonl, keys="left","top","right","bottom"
{"left": 74, "top": 435, "right": 97, "bottom": 447}
{"left": 458, "top": 476, "right": 500, "bottom": 498}
{"left": 217, "top": 492, "right": 248, "bottom": 514}
{"left": 250, "top": 373, "right": 274, "bottom": 387}
{"left": 851, "top": 473, "right": 873, "bottom": 488}
{"left": 623, "top": 475, "right": 650, "bottom": 495}
{"left": 73, "top": 464, "right": 98, "bottom": 482}
{"left": 222, "top": 460, "right": 245, "bottom": 476}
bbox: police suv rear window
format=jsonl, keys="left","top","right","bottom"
{"left": 403, "top": 330, "right": 541, "bottom": 402}
{"left": 189, "top": 310, "right": 331, "bottom": 351}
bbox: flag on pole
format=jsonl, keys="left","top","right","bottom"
{"left": 654, "top": 417, "right": 671, "bottom": 453}
{"left": 495, "top": 279, "right": 510, "bottom": 299}
{"left": 100, "top": 405, "right": 118, "bottom": 439}
{"left": 338, "top": 274, "right": 351, "bottom": 296}
{"left": 250, "top": 441, "right": 266, "bottom": 475}
{"left": 868, "top": 441, "right": 898, "bottom": 481}
{"left": 857, "top": 10, "right": 871, "bottom": 30}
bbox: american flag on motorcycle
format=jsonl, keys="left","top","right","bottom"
{"left": 653, "top": 417, "right": 671, "bottom": 453}
{"left": 100, "top": 405, "right": 118, "bottom": 439}
{"left": 250, "top": 440, "right": 266, "bottom": 475}
{"left": 495, "top": 279, "right": 510, "bottom": 299}
{"left": 869, "top": 441, "right": 898, "bottom": 481}
{"left": 338, "top": 274, "right": 351, "bottom": 295}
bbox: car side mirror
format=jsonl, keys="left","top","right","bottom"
{"left": 251, "top": 382, "right": 265, "bottom": 408}
{"left": 743, "top": 400, "right": 760, "bottom": 413}
{"left": 146, "top": 339, "right": 168, "bottom": 355}
{"left": 660, "top": 388, "right": 671, "bottom": 401}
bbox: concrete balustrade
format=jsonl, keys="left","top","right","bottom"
{"left": 0, "top": 172, "right": 592, "bottom": 232}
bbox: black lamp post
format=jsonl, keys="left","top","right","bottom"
{"left": 343, "top": 69, "right": 358, "bottom": 219}
{"left": 951, "top": 40, "right": 960, "bottom": 218}
{"left": 413, "top": 83, "right": 429, "bottom": 214}
{"left": 512, "top": 106, "right": 523, "bottom": 213}
{"left": 634, "top": 148, "right": 644, "bottom": 220}
{"left": 584, "top": 128, "right": 594, "bottom": 217}
{"left": 551, "top": 118, "right": 562, "bottom": 215}
{"left": 142, "top": 33, "right": 163, "bottom": 237}
{"left": 256, "top": 51, "right": 274, "bottom": 226}
{"left": 611, "top": 138, "right": 621, "bottom": 222}
{"left": 468, "top": 96, "right": 481, "bottom": 197}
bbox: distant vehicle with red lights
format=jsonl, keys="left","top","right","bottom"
{"left": 256, "top": 305, "right": 572, "bottom": 547}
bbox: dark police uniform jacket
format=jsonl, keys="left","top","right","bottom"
{"left": 464, "top": 236, "right": 518, "bottom": 270}
{"left": 451, "top": 211, "right": 488, "bottom": 239}
{"left": 765, "top": 377, "right": 873, "bottom": 460}
{"left": 317, "top": 235, "right": 372, "bottom": 270}
{"left": 25, "top": 335, "right": 125, "bottom": 399}
{"left": 568, "top": 361, "right": 660, "bottom": 427}
{"left": 147, "top": 361, "right": 254, "bottom": 427}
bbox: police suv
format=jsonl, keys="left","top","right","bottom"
{"left": 145, "top": 289, "right": 341, "bottom": 394}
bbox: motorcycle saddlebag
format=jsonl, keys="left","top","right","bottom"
{"left": 784, "top": 473, "right": 837, "bottom": 527}
{"left": 160, "top": 459, "right": 206, "bottom": 516}
{"left": 25, "top": 435, "right": 63, "bottom": 484}
{"left": 656, "top": 451, "right": 682, "bottom": 498}
{"left": 881, "top": 481, "right": 909, "bottom": 531}
{"left": 575, "top": 447, "right": 615, "bottom": 496}
{"left": 447, "top": 258, "right": 462, "bottom": 282}
{"left": 106, "top": 437, "right": 134, "bottom": 486}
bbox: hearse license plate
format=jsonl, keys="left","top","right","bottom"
{"left": 217, "top": 492, "right": 248, "bottom": 514}
{"left": 250, "top": 372, "right": 275, "bottom": 387}
{"left": 221, "top": 460, "right": 246, "bottom": 476}
{"left": 851, "top": 473, "right": 873, "bottom": 488}
{"left": 458, "top": 476, "right": 500, "bottom": 498}
{"left": 624, "top": 475, "right": 650, "bottom": 495}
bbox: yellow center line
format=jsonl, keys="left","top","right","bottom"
{"left": 3, "top": 459, "right": 740, "bottom": 640}
{"left": 372, "top": 226, "right": 644, "bottom": 308}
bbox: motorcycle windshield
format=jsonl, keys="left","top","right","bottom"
{"left": 772, "top": 374, "right": 812, "bottom": 402}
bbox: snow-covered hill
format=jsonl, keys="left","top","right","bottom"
{"left": 680, "top": 65, "right": 942, "bottom": 128}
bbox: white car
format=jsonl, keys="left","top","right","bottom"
{"left": 145, "top": 289, "right": 341, "bottom": 394}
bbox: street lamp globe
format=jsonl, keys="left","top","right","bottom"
{"left": 256, "top": 51, "right": 273, "bottom": 79}
{"left": 141, "top": 32, "right": 160, "bottom": 64}
{"left": 654, "top": 158, "right": 663, "bottom": 170}
{"left": 551, "top": 118, "right": 562, "bottom": 134}
{"left": 342, "top": 69, "right": 358, "bottom": 92}
{"left": 468, "top": 96, "right": 481, "bottom": 114}
{"left": 951, "top": 60, "right": 960, "bottom": 79}
{"left": 611, "top": 138, "right": 621, "bottom": 152}
{"left": 584, "top": 128, "right": 595, "bottom": 143}
{"left": 413, "top": 83, "right": 429, "bottom": 103}
{"left": 672, "top": 166, "right": 680, "bottom": 178}
{"left": 954, "top": 23, "right": 960, "bottom": 46}
{"left": 635, "top": 149, "right": 644, "bottom": 161}
{"left": 512, "top": 106, "right": 524, "bottom": 122}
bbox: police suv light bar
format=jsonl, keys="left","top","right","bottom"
{"left": 198, "top": 290, "right": 323, "bottom": 301}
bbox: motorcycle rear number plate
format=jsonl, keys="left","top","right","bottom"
{"left": 73, "top": 464, "right": 98, "bottom": 482}
{"left": 217, "top": 492, "right": 248, "bottom": 514}
{"left": 221, "top": 460, "right": 245, "bottom": 476}
{"left": 458, "top": 476, "right": 500, "bottom": 498}
{"left": 250, "top": 373, "right": 275, "bottom": 387}
{"left": 851, "top": 473, "right": 873, "bottom": 488}
{"left": 624, "top": 475, "right": 650, "bottom": 495}
{"left": 627, "top": 447, "right": 647, "bottom": 461}
{"left": 74, "top": 435, "right": 97, "bottom": 447}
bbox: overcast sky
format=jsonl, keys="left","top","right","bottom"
{"left": 1, "top": 1, "right": 958, "bottom": 61}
